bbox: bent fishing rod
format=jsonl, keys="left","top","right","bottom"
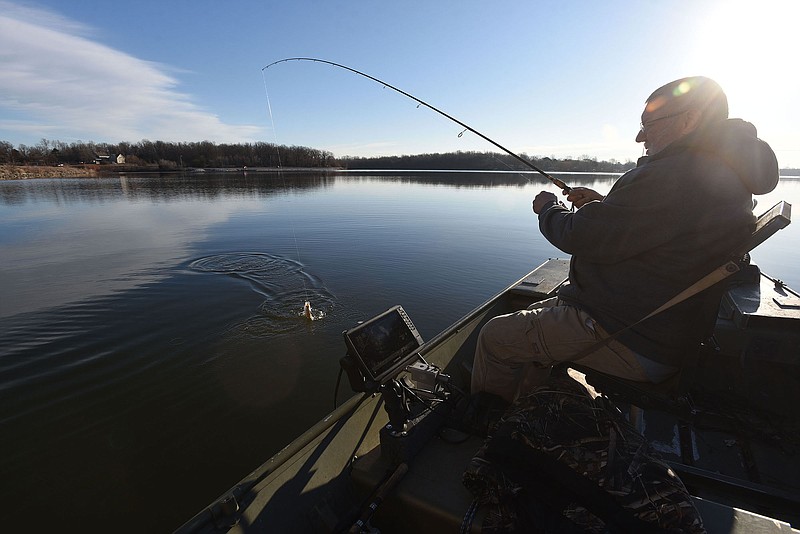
{"left": 262, "top": 57, "right": 570, "bottom": 192}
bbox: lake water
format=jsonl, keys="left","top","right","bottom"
{"left": 1, "top": 171, "right": 799, "bottom": 532}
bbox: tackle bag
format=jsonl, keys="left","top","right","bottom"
{"left": 461, "top": 374, "right": 705, "bottom": 533}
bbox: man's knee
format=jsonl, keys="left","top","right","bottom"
{"left": 481, "top": 311, "right": 533, "bottom": 345}
{"left": 478, "top": 315, "right": 508, "bottom": 348}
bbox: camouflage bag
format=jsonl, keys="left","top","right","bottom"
{"left": 461, "top": 374, "right": 705, "bottom": 533}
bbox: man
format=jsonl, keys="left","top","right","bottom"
{"left": 471, "top": 76, "right": 779, "bottom": 404}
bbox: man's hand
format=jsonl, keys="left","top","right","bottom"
{"left": 532, "top": 191, "right": 558, "bottom": 214}
{"left": 562, "top": 186, "right": 604, "bottom": 208}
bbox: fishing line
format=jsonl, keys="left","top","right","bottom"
{"left": 486, "top": 152, "right": 544, "bottom": 183}
{"left": 261, "top": 72, "right": 314, "bottom": 320}
{"left": 261, "top": 57, "right": 571, "bottom": 192}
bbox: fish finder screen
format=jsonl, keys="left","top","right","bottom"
{"left": 343, "top": 305, "right": 424, "bottom": 383}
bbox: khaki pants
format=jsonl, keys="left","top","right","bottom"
{"left": 471, "top": 298, "right": 650, "bottom": 403}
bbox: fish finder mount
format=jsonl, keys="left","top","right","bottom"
{"left": 340, "top": 306, "right": 451, "bottom": 461}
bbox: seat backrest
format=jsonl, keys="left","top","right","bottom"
{"left": 739, "top": 200, "right": 791, "bottom": 257}
{"left": 704, "top": 201, "right": 791, "bottom": 336}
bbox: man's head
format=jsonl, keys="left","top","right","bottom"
{"left": 636, "top": 76, "right": 728, "bottom": 156}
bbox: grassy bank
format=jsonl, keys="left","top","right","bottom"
{"left": 0, "top": 164, "right": 99, "bottom": 180}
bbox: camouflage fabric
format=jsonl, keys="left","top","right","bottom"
{"left": 462, "top": 374, "right": 705, "bottom": 533}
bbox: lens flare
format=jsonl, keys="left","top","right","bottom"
{"left": 674, "top": 81, "right": 692, "bottom": 96}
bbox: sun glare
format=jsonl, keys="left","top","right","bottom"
{"left": 687, "top": 1, "right": 799, "bottom": 166}
{"left": 692, "top": 1, "right": 798, "bottom": 122}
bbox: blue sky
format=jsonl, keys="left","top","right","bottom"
{"left": 1, "top": 0, "right": 798, "bottom": 167}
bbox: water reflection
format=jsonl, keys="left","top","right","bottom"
{"left": 0, "top": 172, "right": 339, "bottom": 205}
{"left": 0, "top": 193, "right": 264, "bottom": 318}
{"left": 0, "top": 171, "right": 614, "bottom": 206}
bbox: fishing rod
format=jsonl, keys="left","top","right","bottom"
{"left": 262, "top": 57, "right": 571, "bottom": 192}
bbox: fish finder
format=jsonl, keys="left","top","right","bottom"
{"left": 341, "top": 305, "right": 424, "bottom": 391}
{"left": 341, "top": 306, "right": 451, "bottom": 461}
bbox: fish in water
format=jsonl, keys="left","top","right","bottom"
{"left": 303, "top": 301, "right": 313, "bottom": 320}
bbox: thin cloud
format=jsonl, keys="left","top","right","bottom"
{"left": 0, "top": 1, "right": 264, "bottom": 144}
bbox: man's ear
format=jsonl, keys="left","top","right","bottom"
{"left": 681, "top": 108, "right": 704, "bottom": 135}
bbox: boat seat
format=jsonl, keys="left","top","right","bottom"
{"left": 566, "top": 201, "right": 791, "bottom": 432}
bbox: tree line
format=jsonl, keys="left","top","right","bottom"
{"left": 0, "top": 138, "right": 639, "bottom": 173}
{"left": 0, "top": 139, "right": 337, "bottom": 169}
{"left": 338, "top": 151, "right": 636, "bottom": 173}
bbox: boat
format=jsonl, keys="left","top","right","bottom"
{"left": 176, "top": 201, "right": 800, "bottom": 533}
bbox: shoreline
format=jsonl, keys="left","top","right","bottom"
{"left": 0, "top": 164, "right": 340, "bottom": 179}
{"left": 0, "top": 164, "right": 98, "bottom": 180}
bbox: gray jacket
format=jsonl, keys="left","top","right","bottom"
{"left": 538, "top": 118, "right": 779, "bottom": 367}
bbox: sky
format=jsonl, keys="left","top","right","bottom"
{"left": 1, "top": 0, "right": 798, "bottom": 167}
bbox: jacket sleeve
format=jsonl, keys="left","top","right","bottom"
{"left": 537, "top": 163, "right": 743, "bottom": 264}
{"left": 538, "top": 196, "right": 679, "bottom": 264}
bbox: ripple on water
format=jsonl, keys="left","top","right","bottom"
{"left": 188, "top": 252, "right": 335, "bottom": 337}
